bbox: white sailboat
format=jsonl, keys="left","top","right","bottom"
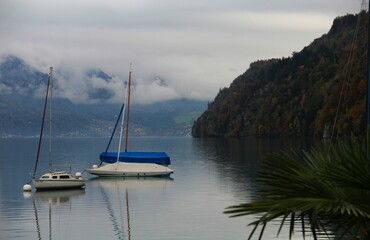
{"left": 86, "top": 68, "right": 174, "bottom": 177}
{"left": 25, "top": 67, "right": 85, "bottom": 191}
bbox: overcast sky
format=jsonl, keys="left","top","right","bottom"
{"left": 0, "top": 0, "right": 363, "bottom": 104}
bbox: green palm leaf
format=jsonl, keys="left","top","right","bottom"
{"left": 225, "top": 137, "right": 370, "bottom": 239}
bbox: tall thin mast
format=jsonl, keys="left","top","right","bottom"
{"left": 116, "top": 80, "right": 128, "bottom": 164}
{"left": 49, "top": 67, "right": 53, "bottom": 171}
{"left": 32, "top": 69, "right": 51, "bottom": 179}
{"left": 125, "top": 68, "right": 132, "bottom": 152}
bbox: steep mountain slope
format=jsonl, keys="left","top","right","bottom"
{"left": 192, "top": 12, "right": 367, "bottom": 138}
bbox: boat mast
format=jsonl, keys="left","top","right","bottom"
{"left": 103, "top": 102, "right": 125, "bottom": 156}
{"left": 116, "top": 81, "right": 127, "bottom": 164}
{"left": 125, "top": 67, "right": 132, "bottom": 152}
{"left": 49, "top": 67, "right": 53, "bottom": 172}
{"left": 32, "top": 68, "right": 51, "bottom": 179}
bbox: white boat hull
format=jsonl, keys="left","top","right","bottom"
{"left": 33, "top": 179, "right": 85, "bottom": 190}
{"left": 85, "top": 162, "right": 174, "bottom": 177}
{"left": 32, "top": 172, "right": 85, "bottom": 190}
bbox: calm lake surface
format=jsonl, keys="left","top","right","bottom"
{"left": 0, "top": 136, "right": 315, "bottom": 240}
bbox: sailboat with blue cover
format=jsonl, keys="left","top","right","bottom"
{"left": 85, "top": 69, "right": 174, "bottom": 177}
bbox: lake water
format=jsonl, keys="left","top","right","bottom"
{"left": 0, "top": 136, "right": 315, "bottom": 240}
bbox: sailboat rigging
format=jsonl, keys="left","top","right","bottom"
{"left": 24, "top": 67, "right": 85, "bottom": 191}
{"left": 86, "top": 68, "right": 174, "bottom": 177}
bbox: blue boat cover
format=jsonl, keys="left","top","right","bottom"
{"left": 100, "top": 151, "right": 171, "bottom": 165}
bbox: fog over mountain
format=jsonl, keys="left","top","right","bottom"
{"left": 0, "top": 0, "right": 359, "bottom": 105}
{"left": 0, "top": 56, "right": 207, "bottom": 137}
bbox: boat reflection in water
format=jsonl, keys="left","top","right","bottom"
{"left": 89, "top": 177, "right": 173, "bottom": 240}
{"left": 33, "top": 189, "right": 85, "bottom": 204}
{"left": 30, "top": 189, "right": 85, "bottom": 240}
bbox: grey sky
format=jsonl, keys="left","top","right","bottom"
{"left": 0, "top": 0, "right": 362, "bottom": 104}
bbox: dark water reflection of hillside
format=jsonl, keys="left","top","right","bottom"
{"left": 192, "top": 137, "right": 314, "bottom": 202}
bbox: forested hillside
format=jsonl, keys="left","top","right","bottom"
{"left": 192, "top": 12, "right": 368, "bottom": 138}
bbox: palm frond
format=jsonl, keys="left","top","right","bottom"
{"left": 224, "top": 137, "right": 370, "bottom": 239}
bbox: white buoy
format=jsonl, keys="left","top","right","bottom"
{"left": 93, "top": 164, "right": 98, "bottom": 169}
{"left": 23, "top": 184, "right": 32, "bottom": 192}
{"left": 75, "top": 172, "right": 82, "bottom": 177}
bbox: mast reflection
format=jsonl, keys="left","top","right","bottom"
{"left": 90, "top": 177, "right": 173, "bottom": 240}
{"left": 30, "top": 189, "right": 85, "bottom": 240}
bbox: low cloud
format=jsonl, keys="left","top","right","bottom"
{"left": 0, "top": 0, "right": 361, "bottom": 104}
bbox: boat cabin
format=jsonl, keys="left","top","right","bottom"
{"left": 39, "top": 172, "right": 80, "bottom": 180}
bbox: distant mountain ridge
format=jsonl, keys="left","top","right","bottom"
{"left": 0, "top": 56, "right": 207, "bottom": 137}
{"left": 192, "top": 12, "right": 367, "bottom": 138}
{"left": 0, "top": 56, "right": 47, "bottom": 95}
